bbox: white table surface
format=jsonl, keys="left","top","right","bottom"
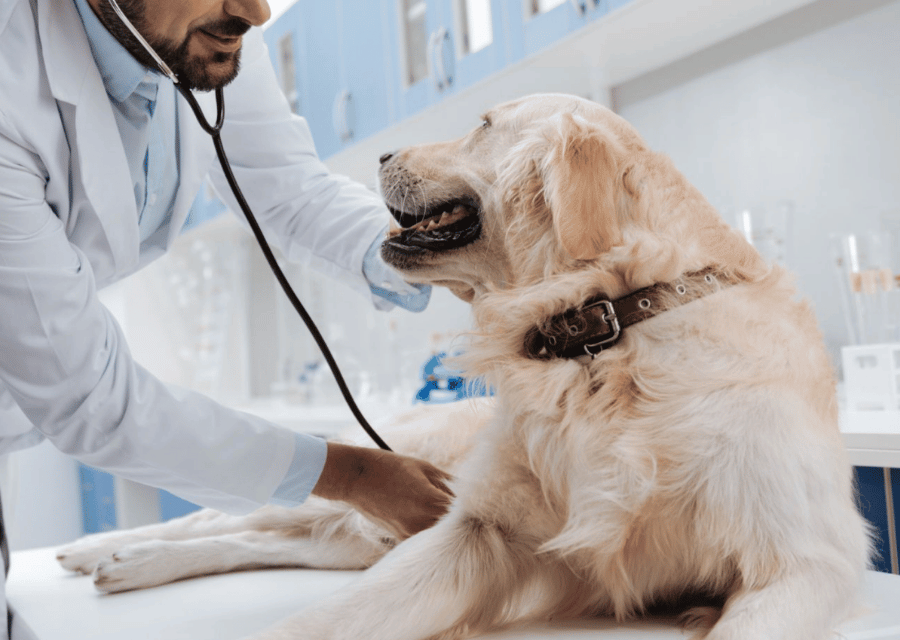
{"left": 7, "top": 547, "right": 900, "bottom": 640}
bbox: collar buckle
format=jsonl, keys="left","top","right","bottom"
{"left": 582, "top": 299, "right": 620, "bottom": 357}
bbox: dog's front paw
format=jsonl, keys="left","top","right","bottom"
{"left": 56, "top": 535, "right": 125, "bottom": 575}
{"left": 92, "top": 541, "right": 183, "bottom": 593}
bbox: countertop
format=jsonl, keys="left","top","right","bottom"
{"left": 8, "top": 547, "right": 900, "bottom": 640}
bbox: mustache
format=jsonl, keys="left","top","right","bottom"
{"left": 196, "top": 18, "right": 252, "bottom": 39}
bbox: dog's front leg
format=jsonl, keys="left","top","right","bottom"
{"left": 245, "top": 445, "right": 553, "bottom": 640}
{"left": 245, "top": 509, "right": 536, "bottom": 640}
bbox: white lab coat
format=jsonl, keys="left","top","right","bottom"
{"left": 0, "top": 0, "right": 392, "bottom": 513}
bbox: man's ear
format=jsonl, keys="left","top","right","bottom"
{"left": 541, "top": 113, "right": 623, "bottom": 260}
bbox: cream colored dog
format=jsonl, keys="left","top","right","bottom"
{"left": 57, "top": 94, "right": 870, "bottom": 640}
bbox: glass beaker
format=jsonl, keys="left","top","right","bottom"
{"left": 831, "top": 231, "right": 900, "bottom": 345}
{"left": 734, "top": 201, "right": 794, "bottom": 266}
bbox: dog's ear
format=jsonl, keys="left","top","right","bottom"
{"left": 541, "top": 113, "right": 623, "bottom": 260}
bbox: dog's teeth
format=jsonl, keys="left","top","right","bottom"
{"left": 402, "top": 203, "right": 474, "bottom": 236}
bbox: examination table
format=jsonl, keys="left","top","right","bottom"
{"left": 7, "top": 547, "right": 900, "bottom": 639}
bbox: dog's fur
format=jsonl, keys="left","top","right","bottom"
{"left": 57, "top": 94, "right": 871, "bottom": 640}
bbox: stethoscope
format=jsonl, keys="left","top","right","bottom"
{"left": 106, "top": 0, "right": 392, "bottom": 451}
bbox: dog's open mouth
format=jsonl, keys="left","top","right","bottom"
{"left": 382, "top": 198, "right": 482, "bottom": 255}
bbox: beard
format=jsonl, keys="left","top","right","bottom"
{"left": 94, "top": 0, "right": 250, "bottom": 91}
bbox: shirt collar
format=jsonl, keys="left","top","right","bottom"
{"left": 72, "top": 0, "right": 161, "bottom": 103}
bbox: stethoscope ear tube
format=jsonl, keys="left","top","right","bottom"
{"left": 186, "top": 86, "right": 393, "bottom": 452}
{"left": 106, "top": 0, "right": 179, "bottom": 83}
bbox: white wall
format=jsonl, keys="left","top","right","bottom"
{"left": 1, "top": 442, "right": 82, "bottom": 552}
{"left": 612, "top": 0, "right": 900, "bottom": 365}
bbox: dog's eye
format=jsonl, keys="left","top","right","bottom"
{"left": 480, "top": 117, "right": 491, "bottom": 129}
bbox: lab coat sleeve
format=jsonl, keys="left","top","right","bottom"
{"left": 0, "top": 117, "right": 296, "bottom": 515}
{"left": 205, "top": 29, "right": 394, "bottom": 303}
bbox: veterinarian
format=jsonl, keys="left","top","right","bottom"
{"left": 0, "top": 0, "right": 456, "bottom": 636}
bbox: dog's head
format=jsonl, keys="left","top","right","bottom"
{"left": 379, "top": 93, "right": 759, "bottom": 303}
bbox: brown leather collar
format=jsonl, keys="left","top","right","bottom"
{"left": 524, "top": 269, "right": 739, "bottom": 359}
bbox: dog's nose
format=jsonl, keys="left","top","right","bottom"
{"left": 379, "top": 152, "right": 394, "bottom": 165}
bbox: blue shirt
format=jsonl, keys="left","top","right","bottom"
{"left": 72, "top": 0, "right": 177, "bottom": 245}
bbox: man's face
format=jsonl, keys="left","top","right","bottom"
{"left": 87, "top": 0, "right": 271, "bottom": 91}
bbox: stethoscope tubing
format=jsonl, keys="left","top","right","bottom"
{"left": 175, "top": 85, "right": 393, "bottom": 452}
{"left": 103, "top": 0, "right": 391, "bottom": 451}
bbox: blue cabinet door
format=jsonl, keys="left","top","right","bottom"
{"left": 265, "top": 1, "right": 397, "bottom": 158}
{"left": 262, "top": 1, "right": 341, "bottom": 158}
{"left": 505, "top": 0, "right": 630, "bottom": 59}
{"left": 338, "top": 0, "right": 396, "bottom": 145}
{"left": 388, "top": 0, "right": 510, "bottom": 119}
{"left": 263, "top": 3, "right": 304, "bottom": 116}
{"left": 438, "top": 0, "right": 508, "bottom": 94}
{"left": 506, "top": 0, "right": 587, "bottom": 58}
{"left": 262, "top": 0, "right": 638, "bottom": 155}
{"left": 294, "top": 1, "right": 345, "bottom": 158}
{"left": 388, "top": 0, "right": 446, "bottom": 119}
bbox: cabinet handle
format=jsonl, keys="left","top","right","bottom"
{"left": 331, "top": 90, "right": 353, "bottom": 142}
{"left": 428, "top": 26, "right": 454, "bottom": 91}
{"left": 569, "top": 0, "right": 587, "bottom": 15}
{"left": 427, "top": 30, "right": 439, "bottom": 88}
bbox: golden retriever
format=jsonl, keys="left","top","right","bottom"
{"left": 57, "top": 93, "right": 870, "bottom": 640}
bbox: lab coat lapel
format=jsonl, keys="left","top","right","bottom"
{"left": 168, "top": 90, "right": 218, "bottom": 245}
{"left": 37, "top": 0, "right": 141, "bottom": 277}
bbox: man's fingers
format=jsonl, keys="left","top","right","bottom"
{"left": 422, "top": 463, "right": 455, "bottom": 496}
{"left": 341, "top": 452, "right": 456, "bottom": 539}
{"left": 394, "top": 476, "right": 454, "bottom": 538}
{"left": 426, "top": 472, "right": 454, "bottom": 496}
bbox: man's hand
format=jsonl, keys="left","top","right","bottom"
{"left": 311, "top": 442, "right": 454, "bottom": 539}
